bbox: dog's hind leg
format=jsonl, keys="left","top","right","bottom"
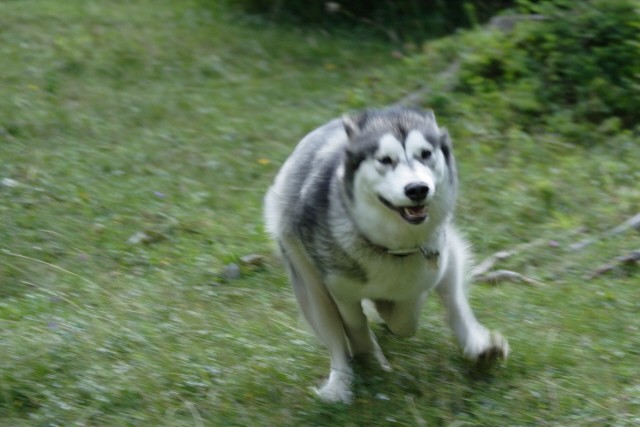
{"left": 280, "top": 240, "right": 354, "bottom": 403}
{"left": 331, "top": 294, "right": 392, "bottom": 372}
{"left": 374, "top": 296, "right": 426, "bottom": 338}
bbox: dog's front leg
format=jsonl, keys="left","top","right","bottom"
{"left": 281, "top": 243, "right": 355, "bottom": 403}
{"left": 296, "top": 283, "right": 354, "bottom": 403}
{"left": 437, "top": 265, "right": 509, "bottom": 362}
{"left": 304, "top": 295, "right": 354, "bottom": 403}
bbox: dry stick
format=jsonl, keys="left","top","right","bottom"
{"left": 586, "top": 250, "right": 640, "bottom": 279}
{"left": 570, "top": 212, "right": 640, "bottom": 251}
{"left": 476, "top": 270, "right": 545, "bottom": 287}
{"left": 471, "top": 236, "right": 549, "bottom": 278}
{"left": 473, "top": 213, "right": 640, "bottom": 284}
{"left": 471, "top": 229, "right": 583, "bottom": 286}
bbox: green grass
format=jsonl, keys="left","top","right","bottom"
{"left": 1, "top": 0, "right": 639, "bottom": 425}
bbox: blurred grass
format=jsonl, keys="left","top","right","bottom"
{"left": 1, "top": 0, "right": 639, "bottom": 425}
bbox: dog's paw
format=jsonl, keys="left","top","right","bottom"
{"left": 314, "top": 382, "right": 353, "bottom": 404}
{"left": 313, "top": 370, "right": 354, "bottom": 404}
{"left": 477, "top": 331, "right": 509, "bottom": 362}
{"left": 464, "top": 330, "right": 509, "bottom": 363}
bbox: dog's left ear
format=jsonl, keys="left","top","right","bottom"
{"left": 342, "top": 114, "right": 360, "bottom": 139}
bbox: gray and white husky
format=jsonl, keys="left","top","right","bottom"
{"left": 264, "top": 107, "right": 508, "bottom": 403}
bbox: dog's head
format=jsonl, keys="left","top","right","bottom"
{"left": 341, "top": 108, "right": 457, "bottom": 239}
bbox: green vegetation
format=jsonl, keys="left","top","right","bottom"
{"left": 1, "top": 0, "right": 639, "bottom": 425}
{"left": 217, "top": 0, "right": 514, "bottom": 40}
{"left": 454, "top": 0, "right": 640, "bottom": 133}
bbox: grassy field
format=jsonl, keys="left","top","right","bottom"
{"left": 1, "top": 0, "right": 639, "bottom": 425}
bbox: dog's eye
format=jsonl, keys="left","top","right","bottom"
{"left": 378, "top": 156, "right": 393, "bottom": 165}
{"left": 420, "top": 149, "right": 432, "bottom": 160}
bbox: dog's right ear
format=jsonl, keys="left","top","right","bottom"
{"left": 342, "top": 114, "right": 360, "bottom": 139}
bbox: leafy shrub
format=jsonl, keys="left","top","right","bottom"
{"left": 457, "top": 0, "right": 640, "bottom": 132}
{"left": 522, "top": 0, "right": 640, "bottom": 127}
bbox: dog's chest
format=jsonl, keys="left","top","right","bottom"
{"left": 329, "top": 255, "right": 444, "bottom": 301}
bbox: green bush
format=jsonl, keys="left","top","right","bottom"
{"left": 522, "top": 0, "right": 640, "bottom": 127}
{"left": 457, "top": 0, "right": 640, "bottom": 132}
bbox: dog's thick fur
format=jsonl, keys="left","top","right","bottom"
{"left": 264, "top": 107, "right": 508, "bottom": 403}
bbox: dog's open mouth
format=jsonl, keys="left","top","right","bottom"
{"left": 378, "top": 196, "right": 428, "bottom": 224}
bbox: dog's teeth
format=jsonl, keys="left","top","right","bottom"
{"left": 404, "top": 206, "right": 426, "bottom": 218}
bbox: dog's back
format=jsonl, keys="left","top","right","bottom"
{"left": 264, "top": 118, "right": 345, "bottom": 242}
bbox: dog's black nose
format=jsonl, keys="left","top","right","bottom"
{"left": 404, "top": 182, "right": 429, "bottom": 201}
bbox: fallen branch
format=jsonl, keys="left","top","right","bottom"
{"left": 609, "top": 213, "right": 640, "bottom": 235}
{"left": 471, "top": 234, "right": 561, "bottom": 278}
{"left": 471, "top": 239, "right": 547, "bottom": 287}
{"left": 475, "top": 269, "right": 544, "bottom": 287}
{"left": 471, "top": 250, "right": 514, "bottom": 278}
{"left": 570, "top": 212, "right": 640, "bottom": 251}
{"left": 586, "top": 249, "right": 640, "bottom": 279}
{"left": 470, "top": 229, "right": 587, "bottom": 286}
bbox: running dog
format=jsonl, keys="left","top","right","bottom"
{"left": 264, "top": 107, "right": 508, "bottom": 403}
